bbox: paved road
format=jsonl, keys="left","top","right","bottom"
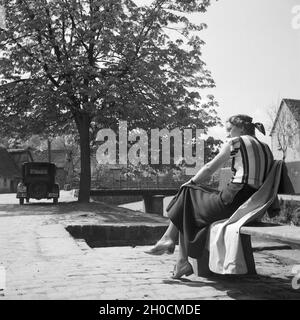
{"left": 0, "top": 192, "right": 299, "bottom": 300}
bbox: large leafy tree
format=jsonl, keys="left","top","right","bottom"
{"left": 0, "top": 0, "right": 220, "bottom": 202}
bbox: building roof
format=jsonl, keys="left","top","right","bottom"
{"left": 33, "top": 150, "right": 71, "bottom": 168}
{"left": 0, "top": 147, "right": 21, "bottom": 178}
{"left": 8, "top": 148, "right": 34, "bottom": 153}
{"left": 284, "top": 99, "right": 300, "bottom": 121}
{"left": 270, "top": 98, "right": 300, "bottom": 136}
{"left": 8, "top": 148, "right": 34, "bottom": 162}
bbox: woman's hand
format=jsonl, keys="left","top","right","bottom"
{"left": 180, "top": 179, "right": 195, "bottom": 188}
{"left": 179, "top": 142, "right": 230, "bottom": 189}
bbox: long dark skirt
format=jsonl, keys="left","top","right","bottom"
{"left": 166, "top": 182, "right": 257, "bottom": 259}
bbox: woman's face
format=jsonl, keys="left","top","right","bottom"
{"left": 226, "top": 122, "right": 244, "bottom": 138}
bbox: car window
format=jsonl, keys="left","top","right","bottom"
{"left": 29, "top": 169, "right": 49, "bottom": 175}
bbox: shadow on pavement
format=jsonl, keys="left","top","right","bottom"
{"left": 163, "top": 273, "right": 300, "bottom": 300}
{"left": 0, "top": 201, "right": 138, "bottom": 214}
{"left": 0, "top": 201, "right": 169, "bottom": 224}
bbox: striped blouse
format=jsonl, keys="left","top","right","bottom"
{"left": 229, "top": 135, "right": 274, "bottom": 189}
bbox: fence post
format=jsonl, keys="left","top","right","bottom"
{"left": 143, "top": 195, "right": 164, "bottom": 215}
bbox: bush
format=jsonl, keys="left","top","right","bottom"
{"left": 263, "top": 199, "right": 300, "bottom": 226}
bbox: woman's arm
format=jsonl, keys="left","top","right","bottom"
{"left": 186, "top": 141, "right": 231, "bottom": 185}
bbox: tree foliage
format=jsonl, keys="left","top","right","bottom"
{"left": 0, "top": 0, "right": 220, "bottom": 202}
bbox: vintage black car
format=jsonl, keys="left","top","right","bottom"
{"left": 16, "top": 162, "right": 60, "bottom": 205}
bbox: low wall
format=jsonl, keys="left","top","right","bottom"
{"left": 90, "top": 195, "right": 143, "bottom": 205}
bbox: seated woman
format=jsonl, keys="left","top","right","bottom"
{"left": 145, "top": 114, "right": 274, "bottom": 279}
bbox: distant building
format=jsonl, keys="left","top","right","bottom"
{"left": 8, "top": 148, "right": 34, "bottom": 170}
{"left": 0, "top": 147, "right": 21, "bottom": 193}
{"left": 270, "top": 98, "right": 300, "bottom": 161}
{"left": 33, "top": 149, "right": 74, "bottom": 188}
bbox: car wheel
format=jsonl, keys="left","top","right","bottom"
{"left": 26, "top": 198, "right": 30, "bottom": 203}
{"left": 53, "top": 198, "right": 58, "bottom": 205}
{"left": 19, "top": 198, "right": 24, "bottom": 205}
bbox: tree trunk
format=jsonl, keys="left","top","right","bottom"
{"left": 75, "top": 112, "right": 91, "bottom": 203}
{"left": 47, "top": 139, "right": 51, "bottom": 162}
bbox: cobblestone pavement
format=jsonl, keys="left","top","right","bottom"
{"left": 0, "top": 192, "right": 299, "bottom": 300}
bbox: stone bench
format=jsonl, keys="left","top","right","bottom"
{"left": 239, "top": 222, "right": 300, "bottom": 274}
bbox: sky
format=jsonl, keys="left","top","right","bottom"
{"left": 190, "top": 0, "right": 300, "bottom": 143}
{"left": 136, "top": 0, "right": 300, "bottom": 144}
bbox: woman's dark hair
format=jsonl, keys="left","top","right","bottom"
{"left": 227, "top": 114, "right": 266, "bottom": 136}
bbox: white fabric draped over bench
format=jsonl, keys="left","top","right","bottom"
{"left": 208, "top": 160, "right": 283, "bottom": 274}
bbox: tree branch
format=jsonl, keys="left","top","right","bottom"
{"left": 43, "top": 2, "right": 62, "bottom": 63}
